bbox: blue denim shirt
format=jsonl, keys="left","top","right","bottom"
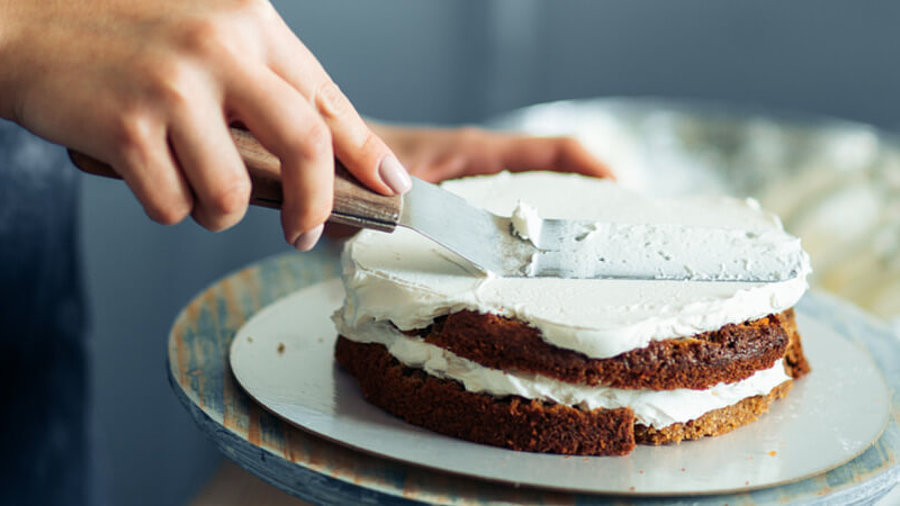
{"left": 0, "top": 120, "right": 86, "bottom": 505}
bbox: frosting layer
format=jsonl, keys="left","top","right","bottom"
{"left": 511, "top": 201, "right": 807, "bottom": 281}
{"left": 333, "top": 319, "right": 789, "bottom": 428}
{"left": 336, "top": 171, "right": 810, "bottom": 359}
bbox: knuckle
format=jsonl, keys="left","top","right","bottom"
{"left": 178, "top": 18, "right": 231, "bottom": 57}
{"left": 138, "top": 57, "right": 193, "bottom": 110}
{"left": 156, "top": 80, "right": 192, "bottom": 112}
{"left": 314, "top": 81, "right": 354, "bottom": 120}
{"left": 232, "top": 0, "right": 274, "bottom": 18}
{"left": 206, "top": 177, "right": 251, "bottom": 216}
{"left": 111, "top": 116, "right": 154, "bottom": 165}
{"left": 172, "top": 16, "right": 248, "bottom": 66}
{"left": 294, "top": 121, "right": 332, "bottom": 160}
{"left": 359, "top": 130, "right": 384, "bottom": 159}
{"left": 111, "top": 123, "right": 141, "bottom": 158}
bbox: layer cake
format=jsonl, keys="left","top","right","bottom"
{"left": 333, "top": 172, "right": 811, "bottom": 456}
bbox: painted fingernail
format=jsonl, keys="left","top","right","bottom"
{"left": 379, "top": 155, "right": 412, "bottom": 194}
{"left": 292, "top": 224, "right": 325, "bottom": 252}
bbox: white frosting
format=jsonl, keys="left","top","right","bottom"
{"left": 335, "top": 171, "right": 811, "bottom": 359}
{"left": 333, "top": 319, "right": 790, "bottom": 428}
{"left": 510, "top": 200, "right": 542, "bottom": 244}
{"left": 511, "top": 205, "right": 808, "bottom": 281}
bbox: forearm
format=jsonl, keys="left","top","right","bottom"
{"left": 0, "top": 0, "right": 25, "bottom": 121}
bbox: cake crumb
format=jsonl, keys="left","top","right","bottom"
{"left": 680, "top": 468, "right": 685, "bottom": 472}
{"left": 629, "top": 486, "right": 635, "bottom": 491}
{"left": 247, "top": 336, "right": 254, "bottom": 343}
{"left": 768, "top": 450, "right": 777, "bottom": 457}
{"left": 277, "top": 343, "right": 285, "bottom": 354}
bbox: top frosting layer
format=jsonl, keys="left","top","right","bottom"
{"left": 336, "top": 171, "right": 810, "bottom": 359}
{"left": 509, "top": 201, "right": 808, "bottom": 282}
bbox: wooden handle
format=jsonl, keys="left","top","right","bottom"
{"left": 68, "top": 128, "right": 402, "bottom": 232}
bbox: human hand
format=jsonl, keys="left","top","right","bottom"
{"left": 0, "top": 0, "right": 410, "bottom": 250}
{"left": 370, "top": 124, "right": 613, "bottom": 183}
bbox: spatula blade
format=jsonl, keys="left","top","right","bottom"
{"left": 398, "top": 178, "right": 532, "bottom": 275}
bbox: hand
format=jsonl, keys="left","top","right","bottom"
{"left": 370, "top": 124, "right": 613, "bottom": 183}
{"left": 0, "top": 0, "right": 410, "bottom": 250}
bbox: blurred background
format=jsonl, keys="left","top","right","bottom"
{"left": 80, "top": 1, "right": 900, "bottom": 504}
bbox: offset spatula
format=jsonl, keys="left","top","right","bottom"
{"left": 69, "top": 128, "right": 804, "bottom": 282}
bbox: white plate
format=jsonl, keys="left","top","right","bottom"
{"left": 229, "top": 279, "right": 890, "bottom": 496}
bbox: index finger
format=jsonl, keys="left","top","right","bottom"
{"left": 265, "top": 23, "right": 410, "bottom": 195}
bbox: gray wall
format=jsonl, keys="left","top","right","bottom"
{"left": 283, "top": 0, "right": 900, "bottom": 129}
{"left": 83, "top": 1, "right": 900, "bottom": 505}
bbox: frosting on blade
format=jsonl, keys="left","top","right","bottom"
{"left": 333, "top": 319, "right": 790, "bottom": 428}
{"left": 335, "top": 171, "right": 811, "bottom": 359}
{"left": 510, "top": 200, "right": 542, "bottom": 245}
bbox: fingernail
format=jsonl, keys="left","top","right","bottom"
{"left": 292, "top": 224, "right": 325, "bottom": 252}
{"left": 378, "top": 155, "right": 412, "bottom": 194}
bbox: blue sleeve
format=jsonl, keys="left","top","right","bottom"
{"left": 0, "top": 119, "right": 88, "bottom": 506}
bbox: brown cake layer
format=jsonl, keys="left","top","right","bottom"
{"left": 335, "top": 336, "right": 806, "bottom": 456}
{"left": 335, "top": 337, "right": 637, "bottom": 456}
{"left": 635, "top": 381, "right": 792, "bottom": 445}
{"left": 782, "top": 308, "right": 811, "bottom": 378}
{"left": 414, "top": 310, "right": 795, "bottom": 390}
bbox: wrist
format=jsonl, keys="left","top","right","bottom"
{"left": 0, "top": 0, "right": 27, "bottom": 122}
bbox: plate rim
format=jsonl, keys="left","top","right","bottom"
{"left": 228, "top": 278, "right": 893, "bottom": 497}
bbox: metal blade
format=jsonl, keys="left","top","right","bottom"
{"left": 398, "top": 178, "right": 534, "bottom": 275}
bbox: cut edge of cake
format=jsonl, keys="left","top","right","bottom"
{"left": 334, "top": 309, "right": 809, "bottom": 456}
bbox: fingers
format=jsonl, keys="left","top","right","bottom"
{"left": 412, "top": 154, "right": 468, "bottom": 183}
{"left": 266, "top": 25, "right": 411, "bottom": 196}
{"left": 310, "top": 80, "right": 411, "bottom": 195}
{"left": 112, "top": 119, "right": 194, "bottom": 226}
{"left": 168, "top": 95, "right": 250, "bottom": 232}
{"left": 551, "top": 137, "right": 615, "bottom": 180}
{"left": 169, "top": 18, "right": 412, "bottom": 249}
{"left": 383, "top": 126, "right": 614, "bottom": 185}
{"left": 227, "top": 69, "right": 335, "bottom": 249}
{"left": 11, "top": 0, "right": 416, "bottom": 251}
{"left": 500, "top": 136, "right": 614, "bottom": 179}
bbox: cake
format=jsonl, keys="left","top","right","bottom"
{"left": 333, "top": 172, "right": 811, "bottom": 456}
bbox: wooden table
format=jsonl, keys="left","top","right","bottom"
{"left": 168, "top": 245, "right": 900, "bottom": 505}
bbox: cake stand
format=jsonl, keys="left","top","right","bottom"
{"left": 168, "top": 246, "right": 900, "bottom": 505}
